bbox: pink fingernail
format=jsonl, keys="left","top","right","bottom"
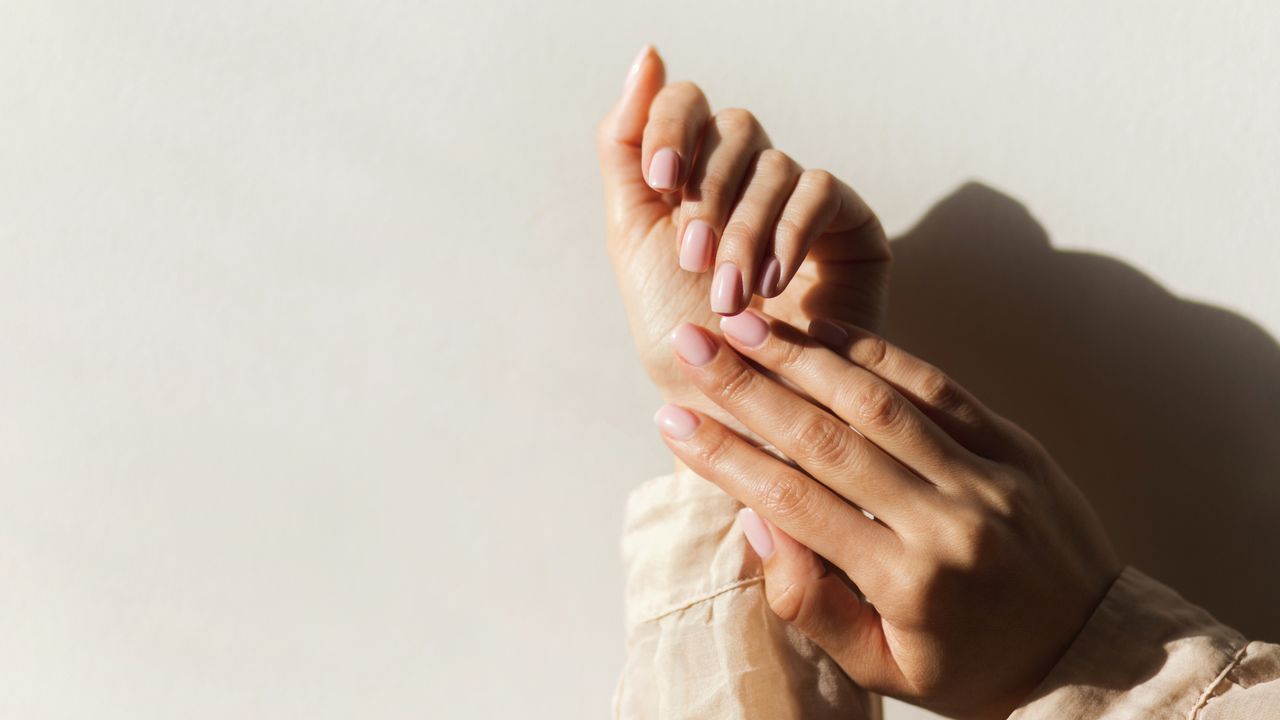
{"left": 711, "top": 263, "right": 742, "bottom": 315}
{"left": 738, "top": 508, "right": 775, "bottom": 559}
{"left": 670, "top": 323, "right": 717, "bottom": 366}
{"left": 653, "top": 403, "right": 699, "bottom": 440}
{"left": 808, "top": 318, "right": 849, "bottom": 348}
{"left": 680, "top": 221, "right": 714, "bottom": 272}
{"left": 758, "top": 255, "right": 781, "bottom": 297}
{"left": 719, "top": 310, "right": 769, "bottom": 348}
{"left": 648, "top": 148, "right": 679, "bottom": 190}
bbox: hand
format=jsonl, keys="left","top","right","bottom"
{"left": 651, "top": 310, "right": 1122, "bottom": 719}
{"left": 597, "top": 46, "right": 890, "bottom": 423}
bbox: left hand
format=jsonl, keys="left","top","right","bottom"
{"left": 598, "top": 46, "right": 890, "bottom": 426}
{"left": 651, "top": 310, "right": 1122, "bottom": 720}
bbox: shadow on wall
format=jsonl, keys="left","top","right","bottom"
{"left": 885, "top": 182, "right": 1280, "bottom": 641}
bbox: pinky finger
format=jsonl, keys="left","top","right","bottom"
{"left": 769, "top": 169, "right": 888, "bottom": 297}
{"left": 651, "top": 402, "right": 896, "bottom": 591}
{"left": 738, "top": 508, "right": 905, "bottom": 694}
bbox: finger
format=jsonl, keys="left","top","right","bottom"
{"left": 719, "top": 309, "right": 986, "bottom": 484}
{"left": 675, "top": 108, "right": 771, "bottom": 274}
{"left": 639, "top": 81, "right": 711, "bottom": 193}
{"left": 596, "top": 45, "right": 667, "bottom": 234}
{"left": 652, "top": 402, "right": 896, "bottom": 588}
{"left": 670, "top": 322, "right": 940, "bottom": 523}
{"left": 807, "top": 318, "right": 1023, "bottom": 460}
{"left": 774, "top": 170, "right": 890, "bottom": 295}
{"left": 712, "top": 149, "right": 802, "bottom": 314}
{"left": 738, "top": 508, "right": 904, "bottom": 693}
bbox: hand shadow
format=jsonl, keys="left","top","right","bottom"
{"left": 877, "top": 182, "right": 1280, "bottom": 641}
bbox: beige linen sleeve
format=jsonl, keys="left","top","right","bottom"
{"left": 1011, "top": 566, "right": 1280, "bottom": 719}
{"left": 613, "top": 468, "right": 878, "bottom": 720}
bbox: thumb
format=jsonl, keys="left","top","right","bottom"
{"left": 597, "top": 45, "right": 666, "bottom": 231}
{"left": 738, "top": 507, "right": 901, "bottom": 693}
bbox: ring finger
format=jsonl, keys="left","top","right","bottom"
{"left": 675, "top": 108, "right": 770, "bottom": 274}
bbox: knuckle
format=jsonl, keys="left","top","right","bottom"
{"left": 773, "top": 334, "right": 808, "bottom": 371}
{"left": 689, "top": 170, "right": 732, "bottom": 209}
{"left": 713, "top": 107, "right": 759, "bottom": 135}
{"left": 848, "top": 335, "right": 889, "bottom": 371}
{"left": 946, "top": 505, "right": 1001, "bottom": 570}
{"left": 800, "top": 168, "right": 838, "bottom": 196}
{"left": 714, "top": 360, "right": 758, "bottom": 406}
{"left": 755, "top": 148, "right": 794, "bottom": 175}
{"left": 766, "top": 579, "right": 807, "bottom": 624}
{"left": 918, "top": 369, "right": 962, "bottom": 412}
{"left": 648, "top": 115, "right": 696, "bottom": 141}
{"left": 758, "top": 470, "right": 811, "bottom": 519}
{"left": 980, "top": 470, "right": 1024, "bottom": 520}
{"left": 721, "top": 219, "right": 759, "bottom": 246}
{"left": 853, "top": 382, "right": 902, "bottom": 429}
{"left": 794, "top": 414, "right": 850, "bottom": 466}
{"left": 697, "top": 427, "right": 738, "bottom": 468}
{"left": 774, "top": 214, "right": 806, "bottom": 244}
{"left": 668, "top": 80, "right": 706, "bottom": 102}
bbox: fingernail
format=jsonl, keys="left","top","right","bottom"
{"left": 738, "top": 508, "right": 775, "bottom": 560}
{"left": 679, "top": 221, "right": 714, "bottom": 272}
{"left": 758, "top": 256, "right": 781, "bottom": 297}
{"left": 625, "top": 45, "right": 651, "bottom": 88}
{"left": 648, "top": 148, "right": 679, "bottom": 190}
{"left": 670, "top": 323, "right": 717, "bottom": 366}
{"left": 711, "top": 263, "right": 743, "bottom": 315}
{"left": 809, "top": 318, "right": 849, "bottom": 348}
{"left": 653, "top": 403, "right": 699, "bottom": 440}
{"left": 719, "top": 310, "right": 769, "bottom": 348}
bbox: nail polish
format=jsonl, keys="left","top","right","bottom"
{"left": 711, "top": 263, "right": 742, "bottom": 315}
{"left": 738, "top": 508, "right": 775, "bottom": 559}
{"left": 653, "top": 403, "right": 699, "bottom": 440}
{"left": 719, "top": 311, "right": 769, "bottom": 348}
{"left": 809, "top": 318, "right": 849, "bottom": 348}
{"left": 758, "top": 255, "right": 781, "bottom": 297}
{"left": 680, "top": 221, "right": 714, "bottom": 272}
{"left": 648, "top": 148, "right": 679, "bottom": 190}
{"left": 670, "top": 323, "right": 717, "bottom": 366}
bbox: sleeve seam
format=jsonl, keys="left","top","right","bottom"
{"left": 1186, "top": 642, "right": 1250, "bottom": 719}
{"left": 633, "top": 573, "right": 765, "bottom": 624}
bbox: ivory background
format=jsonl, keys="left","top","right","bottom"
{"left": 2, "top": 2, "right": 1278, "bottom": 718}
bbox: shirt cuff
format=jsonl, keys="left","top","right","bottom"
{"left": 1011, "top": 566, "right": 1247, "bottom": 719}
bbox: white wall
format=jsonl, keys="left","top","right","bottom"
{"left": 2, "top": 2, "right": 1277, "bottom": 719}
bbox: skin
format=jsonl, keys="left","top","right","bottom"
{"left": 655, "top": 311, "right": 1123, "bottom": 720}
{"left": 597, "top": 46, "right": 890, "bottom": 429}
{"left": 600, "top": 45, "right": 1122, "bottom": 718}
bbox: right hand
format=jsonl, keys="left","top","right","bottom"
{"left": 597, "top": 46, "right": 891, "bottom": 425}
{"left": 653, "top": 310, "right": 1122, "bottom": 719}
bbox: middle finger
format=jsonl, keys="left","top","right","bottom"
{"left": 670, "top": 322, "right": 940, "bottom": 525}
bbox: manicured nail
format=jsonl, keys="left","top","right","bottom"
{"left": 653, "top": 403, "right": 699, "bottom": 440}
{"left": 758, "top": 255, "right": 781, "bottom": 297}
{"left": 648, "top": 148, "right": 679, "bottom": 190}
{"left": 625, "top": 45, "right": 651, "bottom": 88}
{"left": 738, "top": 508, "right": 775, "bottom": 560}
{"left": 809, "top": 318, "right": 849, "bottom": 348}
{"left": 670, "top": 323, "right": 717, "bottom": 366}
{"left": 679, "top": 221, "right": 714, "bottom": 272}
{"left": 719, "top": 310, "right": 769, "bottom": 348}
{"left": 711, "top": 263, "right": 743, "bottom": 315}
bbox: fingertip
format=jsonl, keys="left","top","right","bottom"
{"left": 646, "top": 147, "right": 681, "bottom": 191}
{"left": 738, "top": 507, "right": 776, "bottom": 560}
{"left": 757, "top": 255, "right": 782, "bottom": 297}
{"left": 612, "top": 45, "right": 665, "bottom": 145}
